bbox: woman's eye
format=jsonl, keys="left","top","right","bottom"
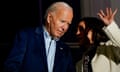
{"left": 79, "top": 26, "right": 84, "bottom": 31}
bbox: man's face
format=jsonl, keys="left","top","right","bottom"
{"left": 47, "top": 8, "right": 73, "bottom": 39}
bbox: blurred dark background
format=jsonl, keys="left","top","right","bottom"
{"left": 0, "top": 0, "right": 81, "bottom": 71}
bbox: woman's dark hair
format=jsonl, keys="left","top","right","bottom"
{"left": 78, "top": 17, "right": 109, "bottom": 46}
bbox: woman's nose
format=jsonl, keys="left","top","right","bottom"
{"left": 76, "top": 29, "right": 80, "bottom": 35}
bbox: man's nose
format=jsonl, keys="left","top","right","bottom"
{"left": 62, "top": 24, "right": 69, "bottom": 31}
{"left": 62, "top": 28, "right": 65, "bottom": 31}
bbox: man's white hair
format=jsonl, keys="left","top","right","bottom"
{"left": 44, "top": 1, "right": 73, "bottom": 19}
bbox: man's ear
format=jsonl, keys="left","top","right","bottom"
{"left": 47, "top": 13, "right": 52, "bottom": 24}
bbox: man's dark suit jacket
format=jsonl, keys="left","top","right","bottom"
{"left": 4, "top": 26, "right": 75, "bottom": 72}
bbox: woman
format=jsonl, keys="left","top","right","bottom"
{"left": 75, "top": 17, "right": 109, "bottom": 72}
{"left": 75, "top": 8, "right": 120, "bottom": 72}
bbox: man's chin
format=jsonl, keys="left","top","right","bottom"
{"left": 56, "top": 34, "right": 63, "bottom": 38}
{"left": 52, "top": 35, "right": 61, "bottom": 40}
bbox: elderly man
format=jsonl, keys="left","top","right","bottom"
{"left": 4, "top": 2, "right": 75, "bottom": 72}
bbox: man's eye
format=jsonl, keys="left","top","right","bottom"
{"left": 61, "top": 20, "right": 70, "bottom": 25}
{"left": 61, "top": 20, "right": 65, "bottom": 23}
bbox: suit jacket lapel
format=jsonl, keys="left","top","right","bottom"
{"left": 53, "top": 41, "right": 65, "bottom": 71}
{"left": 34, "top": 27, "right": 48, "bottom": 71}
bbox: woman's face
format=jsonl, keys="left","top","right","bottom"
{"left": 76, "top": 21, "right": 93, "bottom": 45}
{"left": 76, "top": 21, "right": 86, "bottom": 37}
